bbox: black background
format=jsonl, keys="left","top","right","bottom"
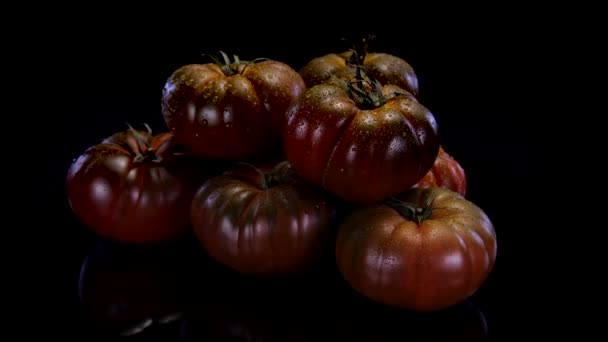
{"left": 24, "top": 8, "right": 571, "bottom": 340}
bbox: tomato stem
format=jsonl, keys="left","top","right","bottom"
{"left": 235, "top": 161, "right": 291, "bottom": 190}
{"left": 125, "top": 123, "right": 164, "bottom": 164}
{"left": 331, "top": 50, "right": 403, "bottom": 110}
{"left": 204, "top": 51, "right": 269, "bottom": 76}
{"left": 385, "top": 193, "right": 435, "bottom": 224}
{"left": 342, "top": 33, "right": 375, "bottom": 65}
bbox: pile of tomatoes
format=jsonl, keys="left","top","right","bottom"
{"left": 66, "top": 45, "right": 497, "bottom": 312}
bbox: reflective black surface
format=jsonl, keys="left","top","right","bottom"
{"left": 74, "top": 237, "right": 490, "bottom": 341}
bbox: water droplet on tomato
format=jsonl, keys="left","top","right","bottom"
{"left": 195, "top": 133, "right": 199, "bottom": 137}
{"left": 340, "top": 168, "right": 344, "bottom": 172}
{"left": 201, "top": 119, "right": 208, "bottom": 126}
{"left": 225, "top": 122, "right": 232, "bottom": 128}
{"left": 223, "top": 106, "right": 232, "bottom": 123}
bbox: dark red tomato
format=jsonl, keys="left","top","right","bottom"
{"left": 335, "top": 187, "right": 497, "bottom": 312}
{"left": 190, "top": 161, "right": 336, "bottom": 275}
{"left": 300, "top": 50, "right": 419, "bottom": 98}
{"left": 66, "top": 126, "right": 212, "bottom": 244}
{"left": 161, "top": 54, "right": 305, "bottom": 161}
{"left": 414, "top": 146, "right": 467, "bottom": 196}
{"left": 284, "top": 76, "right": 440, "bottom": 204}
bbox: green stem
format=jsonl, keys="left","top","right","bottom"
{"left": 384, "top": 193, "right": 435, "bottom": 224}
{"left": 235, "top": 162, "right": 284, "bottom": 190}
{"left": 203, "top": 51, "right": 270, "bottom": 76}
{"left": 126, "top": 123, "right": 163, "bottom": 163}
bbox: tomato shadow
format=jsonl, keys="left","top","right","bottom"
{"left": 76, "top": 237, "right": 489, "bottom": 341}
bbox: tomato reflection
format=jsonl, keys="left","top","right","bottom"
{"left": 179, "top": 260, "right": 488, "bottom": 341}
{"left": 179, "top": 275, "right": 328, "bottom": 341}
{"left": 77, "top": 237, "right": 489, "bottom": 340}
{"left": 77, "top": 238, "right": 194, "bottom": 336}
{"left": 331, "top": 298, "right": 488, "bottom": 341}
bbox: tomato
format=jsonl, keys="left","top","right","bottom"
{"left": 283, "top": 71, "right": 440, "bottom": 204}
{"left": 190, "top": 160, "right": 336, "bottom": 275}
{"left": 78, "top": 240, "right": 186, "bottom": 336}
{"left": 335, "top": 187, "right": 497, "bottom": 311}
{"left": 300, "top": 49, "right": 419, "bottom": 98}
{"left": 414, "top": 146, "right": 467, "bottom": 196}
{"left": 161, "top": 53, "right": 305, "bottom": 161}
{"left": 66, "top": 125, "right": 213, "bottom": 244}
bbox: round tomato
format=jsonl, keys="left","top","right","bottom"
{"left": 335, "top": 187, "right": 497, "bottom": 311}
{"left": 283, "top": 73, "right": 440, "bottom": 204}
{"left": 66, "top": 125, "right": 213, "bottom": 244}
{"left": 161, "top": 53, "right": 305, "bottom": 161}
{"left": 299, "top": 50, "right": 419, "bottom": 98}
{"left": 414, "top": 146, "right": 467, "bottom": 196}
{"left": 190, "top": 161, "right": 336, "bottom": 275}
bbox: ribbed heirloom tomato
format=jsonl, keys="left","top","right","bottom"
{"left": 283, "top": 69, "right": 440, "bottom": 204}
{"left": 335, "top": 187, "right": 497, "bottom": 311}
{"left": 161, "top": 52, "right": 305, "bottom": 161}
{"left": 299, "top": 49, "right": 419, "bottom": 98}
{"left": 414, "top": 146, "right": 467, "bottom": 196}
{"left": 190, "top": 161, "right": 336, "bottom": 275}
{"left": 66, "top": 125, "right": 212, "bottom": 244}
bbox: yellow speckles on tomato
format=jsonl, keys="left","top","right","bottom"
{"left": 162, "top": 58, "right": 303, "bottom": 160}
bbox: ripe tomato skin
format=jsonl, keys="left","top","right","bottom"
{"left": 66, "top": 128, "right": 213, "bottom": 244}
{"left": 335, "top": 187, "right": 497, "bottom": 311}
{"left": 414, "top": 146, "right": 467, "bottom": 196}
{"left": 284, "top": 82, "right": 439, "bottom": 204}
{"left": 190, "top": 161, "right": 336, "bottom": 275}
{"left": 300, "top": 51, "right": 419, "bottom": 98}
{"left": 161, "top": 59, "right": 305, "bottom": 161}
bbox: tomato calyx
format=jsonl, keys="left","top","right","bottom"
{"left": 343, "top": 33, "right": 375, "bottom": 65}
{"left": 205, "top": 51, "right": 269, "bottom": 76}
{"left": 333, "top": 50, "right": 405, "bottom": 110}
{"left": 385, "top": 192, "right": 436, "bottom": 224}
{"left": 236, "top": 161, "right": 293, "bottom": 190}
{"left": 126, "top": 123, "right": 170, "bottom": 164}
